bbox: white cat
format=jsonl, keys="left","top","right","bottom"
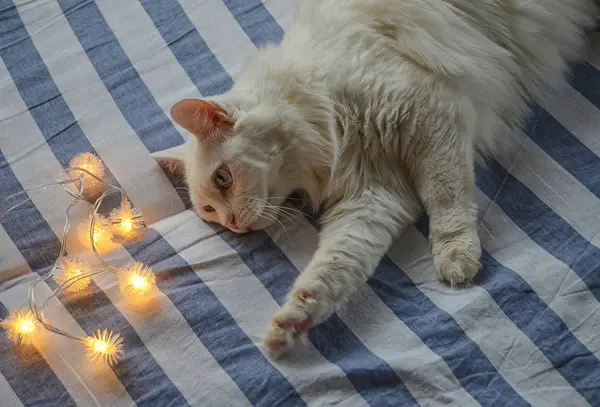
{"left": 153, "top": 0, "right": 597, "bottom": 356}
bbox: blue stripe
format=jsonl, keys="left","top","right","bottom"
{"left": 223, "top": 0, "right": 284, "bottom": 46}
{"left": 569, "top": 62, "right": 600, "bottom": 109}
{"left": 479, "top": 252, "right": 600, "bottom": 400}
{"left": 526, "top": 106, "right": 600, "bottom": 197}
{"left": 56, "top": 0, "right": 184, "bottom": 153}
{"left": 124, "top": 229, "right": 307, "bottom": 407}
{"left": 0, "top": 149, "right": 190, "bottom": 406}
{"left": 477, "top": 157, "right": 600, "bottom": 302}
{"left": 474, "top": 157, "right": 600, "bottom": 404}
{"left": 374, "top": 255, "right": 527, "bottom": 406}
{"left": 0, "top": 302, "right": 77, "bottom": 407}
{"left": 217, "top": 227, "right": 423, "bottom": 407}
{"left": 138, "top": 0, "right": 233, "bottom": 96}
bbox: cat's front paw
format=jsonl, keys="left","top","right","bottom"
{"left": 431, "top": 230, "right": 481, "bottom": 287}
{"left": 264, "top": 291, "right": 318, "bottom": 358}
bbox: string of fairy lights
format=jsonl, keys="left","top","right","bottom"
{"left": 0, "top": 152, "right": 156, "bottom": 367}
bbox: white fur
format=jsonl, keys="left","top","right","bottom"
{"left": 154, "top": 0, "right": 597, "bottom": 356}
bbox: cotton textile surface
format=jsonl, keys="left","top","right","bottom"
{"left": 1, "top": 0, "right": 600, "bottom": 406}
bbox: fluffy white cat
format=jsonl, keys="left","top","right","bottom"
{"left": 153, "top": 0, "right": 597, "bottom": 355}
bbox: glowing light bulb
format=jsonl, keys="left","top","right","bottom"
{"left": 109, "top": 200, "right": 145, "bottom": 239}
{"left": 118, "top": 262, "right": 156, "bottom": 296}
{"left": 121, "top": 220, "right": 133, "bottom": 232}
{"left": 132, "top": 275, "right": 146, "bottom": 289}
{"left": 20, "top": 320, "right": 35, "bottom": 334}
{"left": 78, "top": 215, "right": 114, "bottom": 254}
{"left": 55, "top": 255, "right": 91, "bottom": 292}
{"left": 85, "top": 328, "right": 123, "bottom": 366}
{"left": 94, "top": 339, "right": 108, "bottom": 353}
{"left": 69, "top": 152, "right": 105, "bottom": 196}
{"left": 0, "top": 308, "right": 38, "bottom": 345}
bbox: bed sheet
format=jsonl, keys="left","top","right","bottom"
{"left": 1, "top": 0, "right": 600, "bottom": 406}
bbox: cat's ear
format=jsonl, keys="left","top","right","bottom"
{"left": 150, "top": 143, "right": 186, "bottom": 173}
{"left": 170, "top": 99, "right": 234, "bottom": 142}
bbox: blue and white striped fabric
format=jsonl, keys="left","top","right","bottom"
{"left": 1, "top": 1, "right": 600, "bottom": 406}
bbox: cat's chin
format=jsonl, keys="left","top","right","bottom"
{"left": 226, "top": 226, "right": 251, "bottom": 234}
{"left": 227, "top": 224, "right": 262, "bottom": 234}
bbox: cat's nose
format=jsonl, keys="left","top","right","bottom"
{"left": 225, "top": 215, "right": 248, "bottom": 234}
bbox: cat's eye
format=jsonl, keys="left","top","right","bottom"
{"left": 203, "top": 205, "right": 215, "bottom": 212}
{"left": 214, "top": 167, "right": 232, "bottom": 188}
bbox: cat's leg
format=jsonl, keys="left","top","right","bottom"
{"left": 264, "top": 187, "right": 416, "bottom": 356}
{"left": 412, "top": 127, "right": 481, "bottom": 286}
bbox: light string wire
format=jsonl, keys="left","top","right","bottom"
{"left": 0, "top": 155, "right": 150, "bottom": 365}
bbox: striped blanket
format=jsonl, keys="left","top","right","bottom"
{"left": 1, "top": 0, "right": 600, "bottom": 406}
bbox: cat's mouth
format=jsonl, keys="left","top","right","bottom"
{"left": 229, "top": 204, "right": 272, "bottom": 233}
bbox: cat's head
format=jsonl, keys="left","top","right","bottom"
{"left": 152, "top": 97, "right": 303, "bottom": 233}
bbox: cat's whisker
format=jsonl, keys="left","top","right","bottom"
{"left": 263, "top": 196, "right": 306, "bottom": 202}
{"left": 256, "top": 202, "right": 294, "bottom": 231}
{"left": 247, "top": 201, "right": 287, "bottom": 233}
{"left": 265, "top": 207, "right": 295, "bottom": 225}
{"left": 250, "top": 199, "right": 296, "bottom": 225}
{"left": 266, "top": 204, "right": 304, "bottom": 215}
{"left": 264, "top": 205, "right": 313, "bottom": 226}
{"left": 261, "top": 198, "right": 317, "bottom": 221}
{"left": 260, "top": 210, "right": 288, "bottom": 234}
{"left": 269, "top": 209, "right": 301, "bottom": 225}
{"left": 249, "top": 197, "right": 313, "bottom": 228}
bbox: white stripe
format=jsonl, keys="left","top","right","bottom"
{"left": 0, "top": 227, "right": 133, "bottom": 407}
{"left": 0, "top": 223, "right": 30, "bottom": 290}
{"left": 17, "top": 0, "right": 185, "bottom": 224}
{"left": 266, "top": 219, "right": 480, "bottom": 406}
{"left": 96, "top": 0, "right": 200, "bottom": 129}
{"left": 262, "top": 0, "right": 296, "bottom": 32}
{"left": 388, "top": 227, "right": 590, "bottom": 407}
{"left": 180, "top": 0, "right": 255, "bottom": 79}
{"left": 154, "top": 210, "right": 370, "bottom": 407}
{"left": 0, "top": 57, "right": 87, "bottom": 236}
{"left": 494, "top": 130, "right": 600, "bottom": 250}
{"left": 476, "top": 189, "right": 600, "bottom": 359}
{"left": 540, "top": 79, "right": 600, "bottom": 157}
{"left": 0, "top": 372, "right": 25, "bottom": 407}
{"left": 0, "top": 55, "right": 247, "bottom": 405}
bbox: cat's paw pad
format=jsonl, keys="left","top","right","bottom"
{"left": 264, "top": 292, "right": 316, "bottom": 357}
{"left": 432, "top": 233, "right": 481, "bottom": 287}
